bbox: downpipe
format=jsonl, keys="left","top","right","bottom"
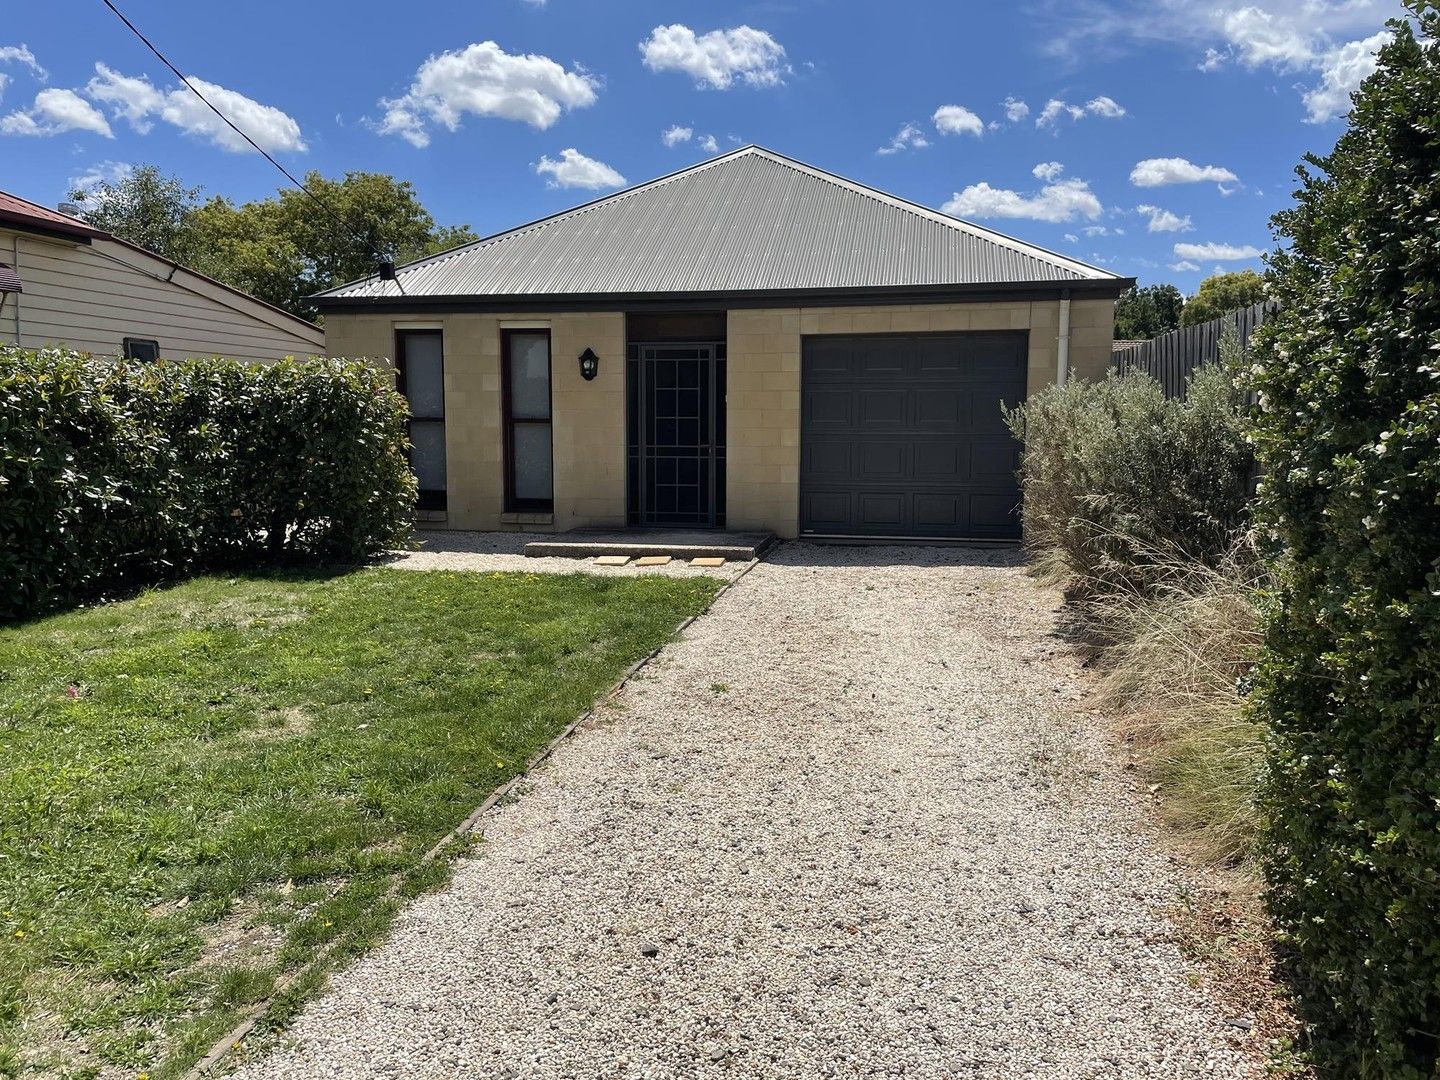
{"left": 1057, "top": 293, "right": 1072, "bottom": 385}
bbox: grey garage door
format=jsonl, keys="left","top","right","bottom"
{"left": 799, "top": 331, "right": 1027, "bottom": 540}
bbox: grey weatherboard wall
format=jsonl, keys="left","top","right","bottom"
{"left": 799, "top": 332, "right": 1027, "bottom": 540}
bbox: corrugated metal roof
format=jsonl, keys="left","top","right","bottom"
{"left": 0, "top": 191, "right": 104, "bottom": 241}
{"left": 321, "top": 146, "right": 1121, "bottom": 302}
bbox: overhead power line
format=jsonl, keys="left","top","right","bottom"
{"left": 98, "top": 0, "right": 404, "bottom": 290}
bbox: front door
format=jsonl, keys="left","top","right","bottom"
{"left": 626, "top": 342, "right": 726, "bottom": 528}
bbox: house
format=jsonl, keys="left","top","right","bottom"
{"left": 0, "top": 190, "right": 324, "bottom": 364}
{"left": 318, "top": 146, "right": 1131, "bottom": 542}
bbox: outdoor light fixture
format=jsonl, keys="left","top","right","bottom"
{"left": 578, "top": 347, "right": 600, "bottom": 381}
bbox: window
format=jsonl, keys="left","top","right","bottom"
{"left": 395, "top": 330, "right": 446, "bottom": 510}
{"left": 122, "top": 337, "right": 160, "bottom": 363}
{"left": 502, "top": 329, "right": 553, "bottom": 512}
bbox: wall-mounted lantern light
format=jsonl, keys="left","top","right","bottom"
{"left": 578, "top": 347, "right": 600, "bottom": 381}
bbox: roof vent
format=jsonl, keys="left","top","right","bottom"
{"left": 56, "top": 201, "right": 81, "bottom": 217}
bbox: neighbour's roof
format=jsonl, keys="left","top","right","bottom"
{"left": 319, "top": 146, "right": 1125, "bottom": 305}
{"left": 0, "top": 191, "right": 106, "bottom": 241}
{"left": 0, "top": 187, "right": 323, "bottom": 340}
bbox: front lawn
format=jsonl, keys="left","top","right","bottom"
{"left": 0, "top": 568, "right": 717, "bottom": 1078}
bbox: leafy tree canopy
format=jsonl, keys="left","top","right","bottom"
{"left": 72, "top": 168, "right": 478, "bottom": 322}
{"left": 1180, "top": 269, "right": 1268, "bottom": 326}
{"left": 70, "top": 165, "right": 203, "bottom": 264}
{"left": 1113, "top": 283, "right": 1185, "bottom": 340}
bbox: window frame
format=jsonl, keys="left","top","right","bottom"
{"left": 501, "top": 328, "right": 554, "bottom": 514}
{"left": 122, "top": 337, "right": 160, "bottom": 363}
{"left": 394, "top": 328, "right": 447, "bottom": 512}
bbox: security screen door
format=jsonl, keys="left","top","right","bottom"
{"left": 626, "top": 342, "right": 726, "bottom": 528}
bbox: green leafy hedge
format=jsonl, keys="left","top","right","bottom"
{"left": 1003, "top": 361, "right": 1254, "bottom": 594}
{"left": 1247, "top": 5, "right": 1440, "bottom": 1075}
{"left": 0, "top": 348, "right": 416, "bottom": 620}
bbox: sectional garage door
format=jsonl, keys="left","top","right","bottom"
{"left": 799, "top": 331, "right": 1027, "bottom": 540}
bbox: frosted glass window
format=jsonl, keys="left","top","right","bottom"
{"left": 409, "top": 421, "right": 447, "bottom": 492}
{"left": 512, "top": 423, "right": 553, "bottom": 502}
{"left": 402, "top": 334, "right": 444, "bottom": 418}
{"left": 508, "top": 333, "right": 551, "bottom": 419}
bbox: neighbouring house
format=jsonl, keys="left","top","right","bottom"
{"left": 0, "top": 190, "right": 324, "bottom": 364}
{"left": 319, "top": 146, "right": 1131, "bottom": 541}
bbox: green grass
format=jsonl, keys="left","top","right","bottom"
{"left": 0, "top": 567, "right": 717, "bottom": 1078}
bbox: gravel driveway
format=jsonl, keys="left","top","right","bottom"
{"left": 235, "top": 544, "right": 1255, "bottom": 1079}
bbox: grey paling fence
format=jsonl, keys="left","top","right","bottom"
{"left": 1112, "top": 300, "right": 1279, "bottom": 398}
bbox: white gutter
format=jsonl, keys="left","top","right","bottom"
{"left": 1057, "top": 294, "right": 1072, "bottom": 384}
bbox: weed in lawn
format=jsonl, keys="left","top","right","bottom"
{"left": 0, "top": 567, "right": 716, "bottom": 1077}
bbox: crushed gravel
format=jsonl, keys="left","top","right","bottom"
{"left": 382, "top": 531, "right": 749, "bottom": 580}
{"left": 234, "top": 543, "right": 1256, "bottom": 1079}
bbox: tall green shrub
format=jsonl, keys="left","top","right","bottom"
{"left": 0, "top": 349, "right": 416, "bottom": 620}
{"left": 1004, "top": 360, "right": 1253, "bottom": 593}
{"left": 1247, "top": 5, "right": 1440, "bottom": 1074}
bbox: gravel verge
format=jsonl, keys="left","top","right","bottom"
{"left": 234, "top": 543, "right": 1256, "bottom": 1079}
{"left": 382, "top": 531, "right": 748, "bottom": 580}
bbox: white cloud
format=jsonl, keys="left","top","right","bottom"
{"left": 0, "top": 74, "right": 9, "bottom": 102}
{"left": 1304, "top": 29, "right": 1388, "bottom": 123}
{"left": 932, "top": 104, "right": 983, "bottom": 137}
{"left": 1032, "top": 161, "right": 1065, "bottom": 181}
{"left": 379, "top": 42, "right": 598, "bottom": 147}
{"left": 1130, "top": 157, "right": 1239, "bottom": 187}
{"left": 68, "top": 159, "right": 132, "bottom": 199}
{"left": 1, "top": 87, "right": 112, "bottom": 138}
{"left": 1003, "top": 96, "right": 1030, "bottom": 122}
{"left": 1198, "top": 47, "right": 1228, "bottom": 72}
{"left": 698, "top": 134, "right": 719, "bottom": 153}
{"left": 1221, "top": 6, "right": 1317, "bottom": 70}
{"left": 639, "top": 24, "right": 789, "bottom": 89}
{"left": 85, "top": 64, "right": 304, "bottom": 152}
{"left": 86, "top": 64, "right": 164, "bottom": 132}
{"left": 1174, "top": 241, "right": 1264, "bottom": 260}
{"left": 662, "top": 124, "right": 692, "bottom": 146}
{"left": 942, "top": 177, "right": 1103, "bottom": 223}
{"left": 878, "top": 122, "right": 929, "bottom": 154}
{"left": 0, "top": 44, "right": 46, "bottom": 82}
{"left": 1064, "top": 232, "right": 1079, "bottom": 243}
{"left": 1170, "top": 260, "right": 1202, "bottom": 272}
{"left": 1136, "top": 203, "right": 1194, "bottom": 232}
{"left": 1044, "top": 0, "right": 1388, "bottom": 122}
{"left": 535, "top": 147, "right": 626, "bottom": 190}
{"left": 1037, "top": 95, "right": 1126, "bottom": 127}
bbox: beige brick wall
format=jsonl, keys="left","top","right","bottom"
{"left": 326, "top": 296, "right": 1115, "bottom": 537}
{"left": 325, "top": 310, "right": 624, "bottom": 532}
{"left": 726, "top": 298, "right": 1115, "bottom": 537}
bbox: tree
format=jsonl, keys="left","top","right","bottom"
{"left": 74, "top": 167, "right": 478, "bottom": 322}
{"left": 1113, "top": 283, "right": 1185, "bottom": 340}
{"left": 1179, "top": 269, "right": 1267, "bottom": 326}
{"left": 1246, "top": 4, "right": 1440, "bottom": 1075}
{"left": 69, "top": 165, "right": 202, "bottom": 264}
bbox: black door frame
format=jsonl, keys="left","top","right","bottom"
{"left": 625, "top": 341, "right": 727, "bottom": 528}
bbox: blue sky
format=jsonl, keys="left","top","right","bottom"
{"left": 1, "top": 0, "right": 1405, "bottom": 292}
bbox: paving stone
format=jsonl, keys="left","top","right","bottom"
{"left": 634, "top": 556, "right": 673, "bottom": 566}
{"left": 594, "top": 555, "right": 632, "bottom": 566}
{"left": 690, "top": 557, "right": 727, "bottom": 567}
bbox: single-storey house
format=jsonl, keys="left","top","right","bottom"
{"left": 318, "top": 146, "right": 1131, "bottom": 542}
{"left": 0, "top": 190, "right": 324, "bottom": 364}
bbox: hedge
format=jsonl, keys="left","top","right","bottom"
{"left": 0, "top": 348, "right": 416, "bottom": 620}
{"left": 1247, "top": 5, "right": 1440, "bottom": 1075}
